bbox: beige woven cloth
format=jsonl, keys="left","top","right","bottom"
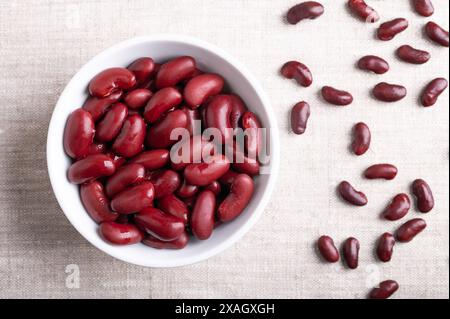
{"left": 0, "top": 0, "right": 448, "bottom": 299}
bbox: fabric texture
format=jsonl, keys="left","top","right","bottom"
{"left": 0, "top": 0, "right": 448, "bottom": 299}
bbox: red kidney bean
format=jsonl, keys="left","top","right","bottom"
{"left": 397, "top": 45, "right": 430, "bottom": 64}
{"left": 291, "top": 101, "right": 311, "bottom": 135}
{"left": 146, "top": 110, "right": 187, "bottom": 149}
{"left": 129, "top": 149, "right": 170, "bottom": 171}
{"left": 88, "top": 142, "right": 107, "bottom": 155}
{"left": 95, "top": 103, "right": 128, "bottom": 143}
{"left": 365, "top": 164, "right": 398, "bottom": 180}
{"left": 191, "top": 190, "right": 216, "bottom": 240}
{"left": 377, "top": 232, "right": 396, "bottom": 262}
{"left": 112, "top": 114, "right": 146, "bottom": 158}
{"left": 142, "top": 232, "right": 189, "bottom": 250}
{"left": 383, "top": 194, "right": 411, "bottom": 221}
{"left": 105, "top": 163, "right": 146, "bottom": 198}
{"left": 89, "top": 68, "right": 136, "bottom": 98}
{"left": 286, "top": 1, "right": 324, "bottom": 25}
{"left": 281, "top": 61, "right": 313, "bottom": 87}
{"left": 68, "top": 154, "right": 116, "bottom": 184}
{"left": 127, "top": 57, "right": 155, "bottom": 85}
{"left": 242, "top": 111, "right": 262, "bottom": 158}
{"left": 184, "top": 73, "right": 225, "bottom": 109}
{"left": 143, "top": 87, "right": 183, "bottom": 123}
{"left": 185, "top": 154, "right": 230, "bottom": 186}
{"left": 348, "top": 0, "right": 380, "bottom": 23}
{"left": 182, "top": 196, "right": 197, "bottom": 211}
{"left": 229, "top": 95, "right": 248, "bottom": 129}
{"left": 317, "top": 236, "right": 340, "bottom": 263}
{"left": 106, "top": 152, "right": 126, "bottom": 169}
{"left": 218, "top": 174, "right": 254, "bottom": 222}
{"left": 205, "top": 181, "right": 221, "bottom": 196}
{"left": 351, "top": 122, "right": 371, "bottom": 156}
{"left": 124, "top": 88, "right": 153, "bottom": 110}
{"left": 219, "top": 170, "right": 240, "bottom": 188}
{"left": 177, "top": 179, "right": 199, "bottom": 199}
{"left": 425, "top": 22, "right": 449, "bottom": 47}
{"left": 181, "top": 106, "right": 201, "bottom": 136}
{"left": 372, "top": 82, "right": 407, "bottom": 102}
{"left": 135, "top": 207, "right": 185, "bottom": 241}
{"left": 369, "top": 280, "right": 399, "bottom": 299}
{"left": 170, "top": 136, "right": 216, "bottom": 171}
{"left": 412, "top": 179, "right": 435, "bottom": 213}
{"left": 99, "top": 222, "right": 143, "bottom": 245}
{"left": 338, "top": 181, "right": 368, "bottom": 206}
{"left": 64, "top": 109, "right": 95, "bottom": 159}
{"left": 377, "top": 18, "right": 409, "bottom": 41}
{"left": 81, "top": 181, "right": 118, "bottom": 223}
{"left": 82, "top": 91, "right": 123, "bottom": 122}
{"left": 156, "top": 56, "right": 196, "bottom": 89}
{"left": 232, "top": 155, "right": 261, "bottom": 176}
{"left": 110, "top": 182, "right": 155, "bottom": 214}
{"left": 148, "top": 170, "right": 181, "bottom": 199}
{"left": 205, "top": 95, "right": 234, "bottom": 143}
{"left": 357, "top": 56, "right": 389, "bottom": 74}
{"left": 158, "top": 194, "right": 189, "bottom": 224}
{"left": 396, "top": 218, "right": 427, "bottom": 242}
{"left": 421, "top": 78, "right": 448, "bottom": 107}
{"left": 321, "top": 86, "right": 353, "bottom": 106}
{"left": 413, "top": 0, "right": 434, "bottom": 17}
{"left": 343, "top": 237, "right": 360, "bottom": 269}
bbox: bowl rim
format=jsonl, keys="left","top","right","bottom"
{"left": 46, "top": 34, "right": 280, "bottom": 268}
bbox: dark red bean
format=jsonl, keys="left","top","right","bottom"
{"left": 369, "top": 280, "right": 399, "bottom": 299}
{"left": 421, "top": 78, "right": 448, "bottom": 107}
{"left": 377, "top": 233, "right": 396, "bottom": 262}
{"left": 156, "top": 56, "right": 196, "bottom": 89}
{"left": 64, "top": 109, "right": 95, "bottom": 159}
{"left": 95, "top": 103, "right": 128, "bottom": 143}
{"left": 148, "top": 170, "right": 181, "bottom": 199}
{"left": 143, "top": 87, "right": 183, "bottom": 123}
{"left": 191, "top": 190, "right": 216, "bottom": 240}
{"left": 205, "top": 95, "right": 234, "bottom": 143}
{"left": 412, "top": 179, "right": 435, "bottom": 213}
{"left": 218, "top": 174, "right": 254, "bottom": 222}
{"left": 351, "top": 122, "right": 371, "bottom": 156}
{"left": 88, "top": 142, "right": 107, "bottom": 155}
{"left": 425, "top": 22, "right": 449, "bottom": 47}
{"left": 124, "top": 88, "right": 153, "bottom": 110}
{"left": 321, "top": 86, "right": 353, "bottom": 106}
{"left": 338, "top": 181, "right": 368, "bottom": 206}
{"left": 112, "top": 114, "right": 146, "bottom": 158}
{"left": 377, "top": 18, "right": 409, "bottom": 41}
{"left": 127, "top": 57, "right": 155, "bottom": 85}
{"left": 286, "top": 1, "right": 324, "bottom": 25}
{"left": 205, "top": 181, "right": 221, "bottom": 196}
{"left": 229, "top": 95, "right": 248, "bottom": 129}
{"left": 397, "top": 45, "right": 430, "bottom": 64}
{"left": 317, "top": 236, "right": 340, "bottom": 263}
{"left": 281, "top": 61, "right": 313, "bottom": 87}
{"left": 348, "top": 0, "right": 380, "bottom": 23}
{"left": 106, "top": 151, "right": 126, "bottom": 169}
{"left": 185, "top": 154, "right": 230, "bottom": 186}
{"left": 291, "top": 101, "right": 311, "bottom": 135}
{"left": 99, "top": 222, "right": 143, "bottom": 245}
{"left": 135, "top": 207, "right": 185, "bottom": 241}
{"left": 357, "top": 55, "right": 389, "bottom": 74}
{"left": 383, "top": 194, "right": 411, "bottom": 221}
{"left": 219, "top": 170, "right": 240, "bottom": 188}
{"left": 81, "top": 181, "right": 118, "bottom": 223}
{"left": 145, "top": 110, "right": 187, "bottom": 149}
{"left": 372, "top": 82, "right": 407, "bottom": 102}
{"left": 232, "top": 155, "right": 261, "bottom": 176}
{"left": 365, "top": 164, "right": 398, "bottom": 180}
{"left": 184, "top": 73, "right": 225, "bottom": 109}
{"left": 82, "top": 91, "right": 123, "bottom": 121}
{"left": 182, "top": 196, "right": 197, "bottom": 211}
{"left": 343, "top": 237, "right": 360, "bottom": 269}
{"left": 89, "top": 68, "right": 136, "bottom": 98}
{"left": 396, "top": 218, "right": 427, "bottom": 242}
{"left": 68, "top": 154, "right": 116, "bottom": 184}
{"left": 158, "top": 194, "right": 189, "bottom": 224}
{"left": 105, "top": 163, "right": 146, "bottom": 198}
{"left": 242, "top": 111, "right": 262, "bottom": 158}
{"left": 110, "top": 182, "right": 155, "bottom": 214}
{"left": 413, "top": 0, "right": 434, "bottom": 17}
{"left": 177, "top": 179, "right": 199, "bottom": 199}
{"left": 181, "top": 106, "right": 201, "bottom": 136}
{"left": 129, "top": 149, "right": 170, "bottom": 171}
{"left": 142, "top": 232, "right": 189, "bottom": 250}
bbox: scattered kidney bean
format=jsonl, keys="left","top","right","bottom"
{"left": 68, "top": 154, "right": 116, "bottom": 184}
{"left": 357, "top": 55, "right": 389, "bottom": 74}
{"left": 145, "top": 110, "right": 187, "bottom": 149}
{"left": 112, "top": 114, "right": 146, "bottom": 158}
{"left": 156, "top": 56, "right": 196, "bottom": 89}
{"left": 369, "top": 280, "right": 399, "bottom": 299}
{"left": 89, "top": 68, "right": 136, "bottom": 98}
{"left": 343, "top": 237, "right": 360, "bottom": 269}
{"left": 377, "top": 18, "right": 409, "bottom": 41}
{"left": 412, "top": 179, "right": 435, "bottom": 213}
{"left": 338, "top": 181, "right": 368, "bottom": 206}
{"left": 143, "top": 87, "right": 183, "bottom": 123}
{"left": 281, "top": 61, "right": 313, "bottom": 87}
{"left": 365, "top": 164, "right": 398, "bottom": 180}
{"left": 377, "top": 233, "right": 396, "bottom": 262}
{"left": 396, "top": 218, "right": 427, "bottom": 242}
{"left": 397, "top": 45, "right": 431, "bottom": 64}
{"left": 124, "top": 89, "right": 153, "bottom": 110}
{"left": 81, "top": 181, "right": 118, "bottom": 223}
{"left": 135, "top": 207, "right": 185, "bottom": 241}
{"left": 105, "top": 163, "right": 146, "bottom": 198}
{"left": 184, "top": 154, "right": 230, "bottom": 187}
{"left": 191, "top": 190, "right": 216, "bottom": 240}
{"left": 184, "top": 73, "right": 225, "bottom": 109}
{"left": 242, "top": 111, "right": 262, "bottom": 157}
{"left": 348, "top": 0, "right": 379, "bottom": 23}
{"left": 82, "top": 90, "right": 123, "bottom": 121}
{"left": 100, "top": 222, "right": 143, "bottom": 245}
{"left": 148, "top": 170, "right": 181, "bottom": 199}
{"left": 321, "top": 86, "right": 353, "bottom": 106}
{"left": 129, "top": 149, "right": 170, "bottom": 171}
{"left": 63, "top": 109, "right": 95, "bottom": 159}
{"left": 421, "top": 78, "right": 448, "bottom": 107}
{"left": 372, "top": 82, "right": 407, "bottom": 102}
{"left": 158, "top": 194, "right": 189, "bottom": 224}
{"left": 383, "top": 194, "right": 411, "bottom": 221}
{"left": 351, "top": 122, "right": 371, "bottom": 156}
{"left": 229, "top": 95, "right": 248, "bottom": 129}
{"left": 142, "top": 232, "right": 189, "bottom": 250}
{"left": 95, "top": 103, "right": 128, "bottom": 143}
{"left": 286, "top": 1, "right": 324, "bottom": 25}
{"left": 425, "top": 22, "right": 449, "bottom": 47}
{"left": 127, "top": 57, "right": 155, "bottom": 85}
{"left": 317, "top": 236, "right": 340, "bottom": 263}
{"left": 413, "top": 0, "right": 434, "bottom": 17}
{"left": 291, "top": 101, "right": 311, "bottom": 135}
{"left": 218, "top": 174, "right": 254, "bottom": 222}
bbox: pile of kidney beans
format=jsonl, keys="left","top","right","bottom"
{"left": 64, "top": 56, "right": 263, "bottom": 250}
{"left": 284, "top": 0, "right": 448, "bottom": 299}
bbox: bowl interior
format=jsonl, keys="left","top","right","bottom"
{"left": 47, "top": 36, "right": 279, "bottom": 267}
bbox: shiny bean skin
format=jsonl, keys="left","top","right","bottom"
{"left": 338, "top": 181, "right": 368, "bottom": 206}
{"left": 112, "top": 114, "right": 146, "bottom": 158}
{"left": 95, "top": 103, "right": 128, "bottom": 143}
{"left": 185, "top": 155, "right": 230, "bottom": 186}
{"left": 286, "top": 1, "right": 324, "bottom": 25}
{"left": 106, "top": 152, "right": 126, "bottom": 169}
{"left": 348, "top": 0, "right": 380, "bottom": 23}
{"left": 351, "top": 122, "right": 371, "bottom": 156}
{"left": 191, "top": 190, "right": 216, "bottom": 240}
{"left": 148, "top": 170, "right": 181, "bottom": 199}
{"left": 396, "top": 218, "right": 427, "bottom": 242}
{"left": 397, "top": 45, "right": 431, "bottom": 64}
{"left": 110, "top": 182, "right": 155, "bottom": 214}
{"left": 377, "top": 232, "right": 396, "bottom": 262}
{"left": 205, "top": 95, "right": 234, "bottom": 143}
{"left": 421, "top": 78, "right": 448, "bottom": 107}
{"left": 383, "top": 194, "right": 411, "bottom": 221}
{"left": 365, "top": 164, "right": 398, "bottom": 180}
{"left": 124, "top": 89, "right": 153, "bottom": 110}
{"left": 143, "top": 87, "right": 183, "bottom": 123}
{"left": 281, "top": 61, "right": 313, "bottom": 87}
{"left": 80, "top": 181, "right": 118, "bottom": 223}
{"left": 145, "top": 110, "right": 187, "bottom": 149}
{"left": 177, "top": 179, "right": 199, "bottom": 199}
{"left": 317, "top": 236, "right": 340, "bottom": 263}
{"left": 64, "top": 109, "right": 95, "bottom": 159}
{"left": 425, "top": 22, "right": 449, "bottom": 47}
{"left": 181, "top": 106, "right": 201, "bottom": 136}
{"left": 372, "top": 82, "right": 407, "bottom": 102}
{"left": 413, "top": 0, "right": 434, "bottom": 17}
{"left": 129, "top": 149, "right": 170, "bottom": 171}
{"left": 68, "top": 154, "right": 116, "bottom": 184}
{"left": 321, "top": 86, "right": 353, "bottom": 106}
{"left": 218, "top": 174, "right": 254, "bottom": 222}
{"left": 156, "top": 56, "right": 196, "bottom": 89}
{"left": 82, "top": 91, "right": 123, "bottom": 122}
{"left": 357, "top": 55, "right": 389, "bottom": 74}
{"left": 412, "top": 179, "right": 435, "bottom": 213}
{"left": 142, "top": 232, "right": 189, "bottom": 250}
{"left": 369, "top": 280, "right": 399, "bottom": 299}
{"left": 184, "top": 73, "right": 225, "bottom": 109}
{"left": 291, "top": 101, "right": 311, "bottom": 135}
{"left": 89, "top": 68, "right": 136, "bottom": 98}
{"left": 135, "top": 207, "right": 185, "bottom": 241}
{"left": 205, "top": 181, "right": 221, "bottom": 196}
{"left": 88, "top": 142, "right": 107, "bottom": 155}
{"left": 99, "top": 222, "right": 143, "bottom": 245}
{"left": 105, "top": 163, "right": 146, "bottom": 198}
{"left": 158, "top": 194, "right": 189, "bottom": 224}
{"left": 343, "top": 237, "right": 360, "bottom": 269}
{"left": 377, "top": 18, "right": 408, "bottom": 41}
{"left": 127, "top": 57, "right": 155, "bottom": 85}
{"left": 229, "top": 95, "right": 248, "bottom": 129}
{"left": 242, "top": 111, "right": 262, "bottom": 158}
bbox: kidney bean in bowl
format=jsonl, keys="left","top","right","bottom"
{"left": 47, "top": 35, "right": 280, "bottom": 268}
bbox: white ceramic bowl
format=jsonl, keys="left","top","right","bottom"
{"left": 47, "top": 35, "right": 280, "bottom": 268}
